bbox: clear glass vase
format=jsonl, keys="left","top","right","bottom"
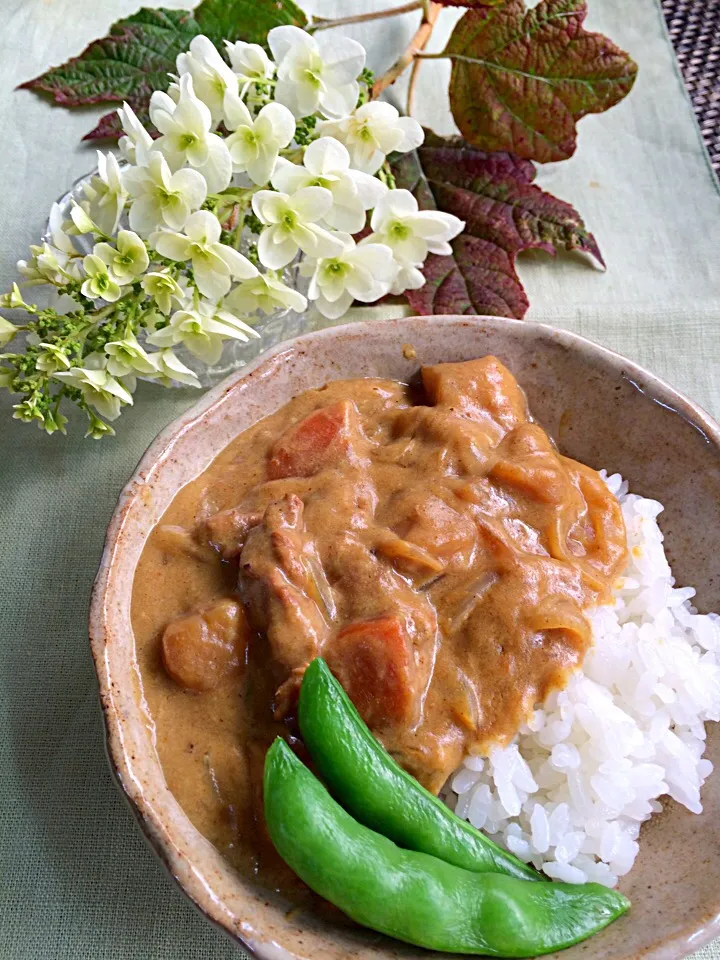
{"left": 45, "top": 166, "right": 312, "bottom": 388}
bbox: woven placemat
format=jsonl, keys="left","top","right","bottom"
{"left": 662, "top": 0, "right": 720, "bottom": 169}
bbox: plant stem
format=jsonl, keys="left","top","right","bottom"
{"left": 311, "top": 0, "right": 423, "bottom": 32}
{"left": 372, "top": 1, "right": 443, "bottom": 100}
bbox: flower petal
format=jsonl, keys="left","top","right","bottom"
{"left": 320, "top": 82, "right": 359, "bottom": 121}
{"left": 186, "top": 209, "right": 222, "bottom": 244}
{"left": 320, "top": 34, "right": 365, "bottom": 85}
{"left": 153, "top": 230, "right": 192, "bottom": 262}
{"left": 304, "top": 136, "right": 350, "bottom": 175}
{"left": 258, "top": 226, "right": 297, "bottom": 269}
{"left": 252, "top": 190, "right": 288, "bottom": 224}
{"left": 171, "top": 167, "right": 208, "bottom": 209}
{"left": 316, "top": 288, "right": 353, "bottom": 320}
{"left": 193, "top": 259, "right": 232, "bottom": 300}
{"left": 194, "top": 135, "right": 232, "bottom": 193}
{"left": 396, "top": 116, "right": 424, "bottom": 152}
{"left": 290, "top": 186, "right": 334, "bottom": 222}
{"left": 215, "top": 244, "right": 258, "bottom": 280}
{"left": 268, "top": 25, "right": 316, "bottom": 64}
{"left": 256, "top": 101, "right": 296, "bottom": 147}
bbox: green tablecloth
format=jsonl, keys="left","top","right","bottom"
{"left": 1, "top": 1, "right": 719, "bottom": 957}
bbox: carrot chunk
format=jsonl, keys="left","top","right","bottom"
{"left": 325, "top": 615, "right": 413, "bottom": 728}
{"left": 267, "top": 400, "right": 362, "bottom": 480}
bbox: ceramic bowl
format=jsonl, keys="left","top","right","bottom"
{"left": 89, "top": 315, "right": 720, "bottom": 960}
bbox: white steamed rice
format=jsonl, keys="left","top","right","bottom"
{"left": 445, "top": 472, "right": 720, "bottom": 888}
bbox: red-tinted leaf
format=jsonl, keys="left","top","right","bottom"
{"left": 446, "top": 0, "right": 637, "bottom": 162}
{"left": 391, "top": 131, "right": 603, "bottom": 317}
{"left": 406, "top": 237, "right": 529, "bottom": 318}
{"left": 19, "top": 0, "right": 306, "bottom": 142}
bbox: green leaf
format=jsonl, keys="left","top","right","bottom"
{"left": 446, "top": 0, "right": 637, "bottom": 162}
{"left": 19, "top": 0, "right": 307, "bottom": 142}
{"left": 391, "top": 131, "right": 603, "bottom": 318}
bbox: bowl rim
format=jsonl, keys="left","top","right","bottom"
{"left": 88, "top": 314, "right": 720, "bottom": 960}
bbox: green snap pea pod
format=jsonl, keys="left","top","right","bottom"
{"left": 264, "top": 738, "right": 630, "bottom": 956}
{"left": 298, "top": 657, "right": 540, "bottom": 882}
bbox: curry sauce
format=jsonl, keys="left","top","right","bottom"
{"left": 131, "top": 357, "right": 627, "bottom": 893}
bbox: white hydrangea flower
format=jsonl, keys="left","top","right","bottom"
{"left": 150, "top": 74, "right": 232, "bottom": 193}
{"left": 319, "top": 102, "right": 424, "bottom": 174}
{"left": 151, "top": 210, "right": 258, "bottom": 301}
{"left": 301, "top": 233, "right": 397, "bottom": 320}
{"left": 147, "top": 299, "right": 260, "bottom": 365}
{"left": 272, "top": 136, "right": 386, "bottom": 234}
{"left": 124, "top": 152, "right": 208, "bottom": 235}
{"left": 176, "top": 35, "right": 239, "bottom": 128}
{"left": 17, "top": 242, "right": 79, "bottom": 286}
{"left": 82, "top": 151, "right": 129, "bottom": 235}
{"left": 141, "top": 270, "right": 185, "bottom": 314}
{"left": 268, "top": 25, "right": 365, "bottom": 119}
{"left": 153, "top": 348, "right": 202, "bottom": 388}
{"left": 35, "top": 342, "right": 71, "bottom": 374}
{"left": 224, "top": 99, "right": 295, "bottom": 185}
{"left": 80, "top": 254, "right": 124, "bottom": 302}
{"left": 92, "top": 231, "right": 149, "bottom": 283}
{"left": 104, "top": 331, "right": 159, "bottom": 379}
{"left": 224, "top": 40, "right": 275, "bottom": 96}
{"left": 117, "top": 102, "right": 155, "bottom": 166}
{"left": 366, "top": 189, "right": 464, "bottom": 264}
{"left": 252, "top": 187, "right": 343, "bottom": 270}
{"left": 54, "top": 364, "right": 133, "bottom": 421}
{"left": 225, "top": 272, "right": 307, "bottom": 316}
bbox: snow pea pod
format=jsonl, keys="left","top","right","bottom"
{"left": 298, "top": 657, "right": 540, "bottom": 882}
{"left": 264, "top": 738, "right": 629, "bottom": 956}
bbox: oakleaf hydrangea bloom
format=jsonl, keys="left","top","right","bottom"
{"left": 269, "top": 25, "right": 365, "bottom": 119}
{"left": 18, "top": 242, "right": 79, "bottom": 286}
{"left": 104, "top": 331, "right": 159, "bottom": 379}
{"left": 253, "top": 187, "right": 343, "bottom": 269}
{"left": 82, "top": 151, "right": 129, "bottom": 235}
{"left": 272, "top": 137, "right": 386, "bottom": 234}
{"left": 80, "top": 254, "right": 124, "bottom": 303}
{"left": 301, "top": 234, "right": 397, "bottom": 320}
{"left": 35, "top": 342, "right": 72, "bottom": 374}
{"left": 319, "top": 102, "right": 424, "bottom": 174}
{"left": 366, "top": 189, "right": 464, "bottom": 264}
{"left": 124, "top": 152, "right": 208, "bottom": 235}
{"left": 176, "top": 34, "right": 240, "bottom": 128}
{"left": 93, "top": 231, "right": 149, "bottom": 283}
{"left": 151, "top": 210, "right": 257, "bottom": 300}
{"left": 150, "top": 74, "right": 232, "bottom": 192}
{"left": 224, "top": 40, "right": 275, "bottom": 95}
{"left": 141, "top": 270, "right": 185, "bottom": 315}
{"left": 225, "top": 272, "right": 307, "bottom": 316}
{"left": 147, "top": 300, "right": 259, "bottom": 365}
{"left": 225, "top": 99, "right": 295, "bottom": 185}
{"left": 53, "top": 364, "right": 133, "bottom": 421}
{"left": 2, "top": 28, "right": 465, "bottom": 439}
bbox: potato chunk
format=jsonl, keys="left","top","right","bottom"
{"left": 161, "top": 598, "right": 248, "bottom": 692}
{"left": 422, "top": 356, "right": 528, "bottom": 432}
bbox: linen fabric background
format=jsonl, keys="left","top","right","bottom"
{"left": 0, "top": 0, "right": 719, "bottom": 957}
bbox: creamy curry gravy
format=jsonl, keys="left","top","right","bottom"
{"left": 132, "top": 357, "right": 627, "bottom": 896}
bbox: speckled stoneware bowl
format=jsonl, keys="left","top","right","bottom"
{"left": 90, "top": 316, "right": 720, "bottom": 960}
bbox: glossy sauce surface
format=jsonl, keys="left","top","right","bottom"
{"left": 132, "top": 357, "right": 627, "bottom": 894}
